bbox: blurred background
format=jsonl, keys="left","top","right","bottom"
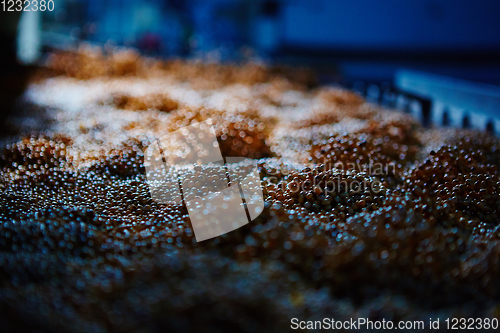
{"left": 30, "top": 0, "right": 500, "bottom": 83}
{"left": 2, "top": 0, "right": 500, "bottom": 132}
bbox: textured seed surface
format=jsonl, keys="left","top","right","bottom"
{"left": 1, "top": 48, "right": 500, "bottom": 332}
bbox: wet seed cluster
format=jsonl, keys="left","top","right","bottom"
{"left": 310, "top": 120, "right": 421, "bottom": 177}
{"left": 2, "top": 132, "right": 500, "bottom": 332}
{"left": 0, "top": 207, "right": 103, "bottom": 258}
{"left": 3, "top": 51, "right": 500, "bottom": 332}
{"left": 1, "top": 158, "right": 195, "bottom": 253}
{"left": 89, "top": 141, "right": 145, "bottom": 177}
{"left": 403, "top": 136, "right": 500, "bottom": 230}
{"left": 262, "top": 165, "right": 386, "bottom": 219}
{"left": 214, "top": 190, "right": 500, "bottom": 310}
{"left": 107, "top": 93, "right": 180, "bottom": 113}
{"left": 1, "top": 137, "right": 71, "bottom": 170}
{"left": 165, "top": 107, "right": 275, "bottom": 159}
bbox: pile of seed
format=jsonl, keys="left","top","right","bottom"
{"left": 1, "top": 48, "right": 500, "bottom": 332}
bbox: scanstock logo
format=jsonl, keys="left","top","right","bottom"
{"left": 144, "top": 119, "right": 264, "bottom": 242}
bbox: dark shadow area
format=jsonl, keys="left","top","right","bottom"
{"left": 442, "top": 110, "right": 450, "bottom": 126}
{"left": 462, "top": 114, "right": 471, "bottom": 129}
{"left": 486, "top": 120, "right": 495, "bottom": 134}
